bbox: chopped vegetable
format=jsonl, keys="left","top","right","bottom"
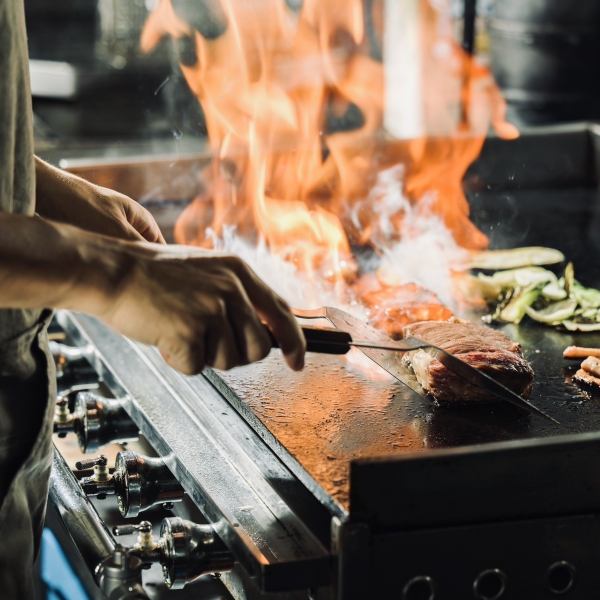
{"left": 468, "top": 246, "right": 565, "bottom": 270}
{"left": 477, "top": 256, "right": 600, "bottom": 332}
{"left": 541, "top": 280, "right": 568, "bottom": 301}
{"left": 525, "top": 299, "right": 578, "bottom": 324}
{"left": 563, "top": 321, "right": 600, "bottom": 332}
{"left": 497, "top": 285, "right": 542, "bottom": 324}
{"left": 573, "top": 282, "right": 600, "bottom": 308}
{"left": 479, "top": 267, "right": 556, "bottom": 288}
{"left": 564, "top": 262, "right": 575, "bottom": 296}
{"left": 473, "top": 268, "right": 556, "bottom": 301}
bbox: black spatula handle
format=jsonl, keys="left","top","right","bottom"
{"left": 267, "top": 325, "right": 352, "bottom": 354}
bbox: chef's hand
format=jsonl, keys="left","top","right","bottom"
{"left": 35, "top": 157, "right": 165, "bottom": 244}
{"left": 96, "top": 247, "right": 306, "bottom": 374}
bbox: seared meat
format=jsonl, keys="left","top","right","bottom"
{"left": 575, "top": 368, "right": 600, "bottom": 389}
{"left": 401, "top": 320, "right": 534, "bottom": 404}
{"left": 581, "top": 356, "right": 600, "bottom": 379}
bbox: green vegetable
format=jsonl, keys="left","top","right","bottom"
{"left": 479, "top": 267, "right": 556, "bottom": 288}
{"left": 497, "top": 285, "right": 542, "bottom": 324}
{"left": 474, "top": 267, "right": 556, "bottom": 301}
{"left": 573, "top": 282, "right": 600, "bottom": 308}
{"left": 477, "top": 254, "right": 600, "bottom": 332}
{"left": 525, "top": 299, "right": 578, "bottom": 324}
{"left": 469, "top": 246, "right": 565, "bottom": 270}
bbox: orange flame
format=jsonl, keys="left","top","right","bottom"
{"left": 143, "top": 0, "right": 517, "bottom": 333}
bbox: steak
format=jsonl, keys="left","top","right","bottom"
{"left": 401, "top": 320, "right": 534, "bottom": 404}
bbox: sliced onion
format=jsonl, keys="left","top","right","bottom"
{"left": 525, "top": 299, "right": 578, "bottom": 324}
{"left": 563, "top": 320, "right": 600, "bottom": 332}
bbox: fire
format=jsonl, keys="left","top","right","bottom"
{"left": 142, "top": 0, "right": 517, "bottom": 334}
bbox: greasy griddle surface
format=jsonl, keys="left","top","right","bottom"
{"left": 209, "top": 324, "right": 600, "bottom": 510}
{"left": 208, "top": 188, "right": 600, "bottom": 510}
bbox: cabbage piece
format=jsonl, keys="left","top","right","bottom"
{"left": 468, "top": 247, "right": 565, "bottom": 270}
{"left": 525, "top": 299, "right": 578, "bottom": 324}
{"left": 541, "top": 280, "right": 568, "bottom": 301}
{"left": 573, "top": 282, "right": 600, "bottom": 308}
{"left": 475, "top": 268, "right": 556, "bottom": 300}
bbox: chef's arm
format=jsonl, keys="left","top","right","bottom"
{"left": 34, "top": 156, "right": 165, "bottom": 243}
{"left": 0, "top": 212, "right": 305, "bottom": 373}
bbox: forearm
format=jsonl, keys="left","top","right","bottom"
{"left": 0, "top": 212, "right": 131, "bottom": 316}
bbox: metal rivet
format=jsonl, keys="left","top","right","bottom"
{"left": 547, "top": 561, "right": 575, "bottom": 595}
{"left": 473, "top": 568, "right": 506, "bottom": 600}
{"left": 402, "top": 575, "right": 435, "bottom": 600}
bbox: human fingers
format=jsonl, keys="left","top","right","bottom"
{"left": 220, "top": 257, "right": 305, "bottom": 370}
{"left": 126, "top": 202, "right": 166, "bottom": 244}
{"left": 204, "top": 299, "right": 242, "bottom": 371}
{"left": 226, "top": 288, "right": 272, "bottom": 365}
{"left": 158, "top": 332, "right": 206, "bottom": 375}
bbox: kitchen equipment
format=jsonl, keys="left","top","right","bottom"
{"left": 46, "top": 122, "right": 600, "bottom": 599}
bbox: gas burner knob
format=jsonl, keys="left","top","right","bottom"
{"left": 159, "top": 517, "right": 234, "bottom": 590}
{"left": 547, "top": 561, "right": 575, "bottom": 595}
{"left": 112, "top": 517, "right": 234, "bottom": 589}
{"left": 402, "top": 575, "right": 435, "bottom": 600}
{"left": 473, "top": 568, "right": 507, "bottom": 600}
{"left": 73, "top": 392, "right": 139, "bottom": 453}
{"left": 113, "top": 450, "right": 184, "bottom": 518}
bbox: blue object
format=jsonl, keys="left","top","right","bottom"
{"left": 40, "top": 528, "right": 90, "bottom": 600}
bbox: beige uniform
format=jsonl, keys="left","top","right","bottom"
{"left": 0, "top": 1, "right": 56, "bottom": 598}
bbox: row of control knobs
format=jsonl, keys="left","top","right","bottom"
{"left": 51, "top": 340, "right": 235, "bottom": 592}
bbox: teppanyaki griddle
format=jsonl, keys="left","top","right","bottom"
{"left": 205, "top": 139, "right": 600, "bottom": 511}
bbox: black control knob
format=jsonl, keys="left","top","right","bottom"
{"left": 113, "top": 451, "right": 184, "bottom": 518}
{"left": 159, "top": 517, "right": 234, "bottom": 589}
{"left": 73, "top": 392, "right": 139, "bottom": 453}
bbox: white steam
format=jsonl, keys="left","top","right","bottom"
{"left": 208, "top": 165, "right": 466, "bottom": 312}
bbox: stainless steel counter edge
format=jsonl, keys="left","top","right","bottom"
{"left": 56, "top": 311, "right": 332, "bottom": 593}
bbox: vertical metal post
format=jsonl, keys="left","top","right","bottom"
{"left": 462, "top": 0, "right": 477, "bottom": 56}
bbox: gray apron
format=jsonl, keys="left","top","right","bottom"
{"left": 0, "top": 1, "right": 56, "bottom": 598}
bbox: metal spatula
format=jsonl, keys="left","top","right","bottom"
{"left": 276, "top": 306, "right": 561, "bottom": 426}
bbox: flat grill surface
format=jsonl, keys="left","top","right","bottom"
{"left": 209, "top": 185, "right": 600, "bottom": 511}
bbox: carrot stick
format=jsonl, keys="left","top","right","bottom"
{"left": 563, "top": 346, "right": 600, "bottom": 359}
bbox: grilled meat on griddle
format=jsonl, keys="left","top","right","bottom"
{"left": 401, "top": 320, "right": 534, "bottom": 404}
